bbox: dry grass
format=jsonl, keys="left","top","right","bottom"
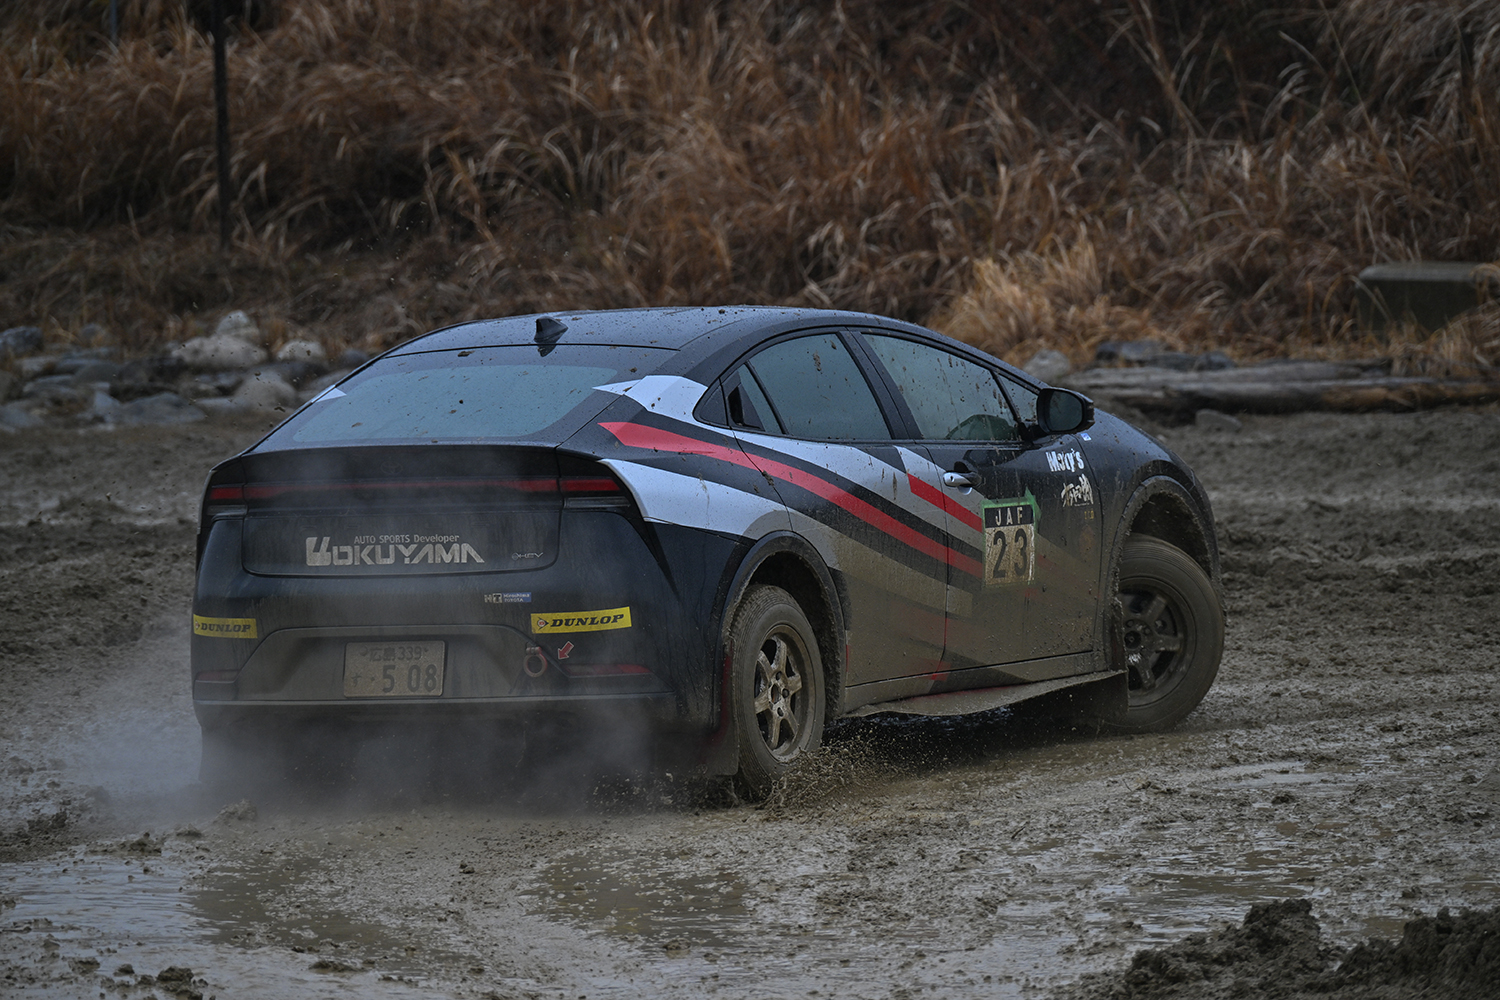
{"left": 1, "top": 1, "right": 1498, "bottom": 371}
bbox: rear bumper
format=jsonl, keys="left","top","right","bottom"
{"left": 194, "top": 689, "right": 682, "bottom": 731}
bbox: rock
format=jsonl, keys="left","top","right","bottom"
{"left": 1195, "top": 350, "right": 1236, "bottom": 371}
{"left": 231, "top": 371, "right": 297, "bottom": 410}
{"left": 1151, "top": 351, "right": 1199, "bottom": 371}
{"left": 17, "top": 355, "right": 60, "bottom": 379}
{"left": 0, "top": 370, "right": 16, "bottom": 403}
{"left": 21, "top": 376, "right": 90, "bottom": 413}
{"left": 215, "top": 310, "right": 264, "bottom": 345}
{"left": 256, "top": 360, "right": 322, "bottom": 387}
{"left": 0, "top": 402, "right": 44, "bottom": 431}
{"left": 180, "top": 370, "right": 245, "bottom": 398}
{"left": 0, "top": 325, "right": 44, "bottom": 359}
{"left": 66, "top": 360, "right": 125, "bottom": 385}
{"left": 119, "top": 355, "right": 183, "bottom": 384}
{"left": 89, "top": 388, "right": 122, "bottom": 420}
{"left": 1194, "top": 408, "right": 1243, "bottom": 432}
{"left": 276, "top": 338, "right": 327, "bottom": 364}
{"left": 1022, "top": 349, "right": 1072, "bottom": 383}
{"left": 335, "top": 347, "right": 370, "bottom": 369}
{"left": 1095, "top": 340, "right": 1167, "bottom": 366}
{"left": 77, "top": 323, "right": 114, "bottom": 347}
{"left": 174, "top": 334, "right": 269, "bottom": 371}
{"left": 106, "top": 392, "right": 206, "bottom": 426}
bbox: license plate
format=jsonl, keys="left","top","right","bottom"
{"left": 343, "top": 641, "right": 445, "bottom": 697}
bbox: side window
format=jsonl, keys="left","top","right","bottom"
{"left": 725, "top": 368, "right": 783, "bottom": 434}
{"left": 997, "top": 370, "right": 1039, "bottom": 427}
{"left": 864, "top": 334, "right": 1018, "bottom": 442}
{"left": 743, "top": 334, "right": 892, "bottom": 440}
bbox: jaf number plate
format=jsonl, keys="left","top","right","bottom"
{"left": 343, "top": 641, "right": 445, "bottom": 698}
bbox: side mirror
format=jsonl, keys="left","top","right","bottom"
{"left": 1036, "top": 387, "right": 1094, "bottom": 436}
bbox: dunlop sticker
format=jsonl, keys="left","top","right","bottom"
{"left": 193, "top": 615, "right": 258, "bottom": 639}
{"left": 531, "top": 606, "right": 632, "bottom": 634}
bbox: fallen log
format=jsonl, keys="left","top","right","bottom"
{"left": 1059, "top": 365, "right": 1500, "bottom": 417}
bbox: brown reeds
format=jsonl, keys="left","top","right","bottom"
{"left": 1, "top": 1, "right": 1497, "bottom": 369}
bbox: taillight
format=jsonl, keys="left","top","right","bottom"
{"left": 560, "top": 476, "right": 621, "bottom": 494}
{"left": 239, "top": 478, "right": 560, "bottom": 501}
{"left": 202, "top": 483, "right": 247, "bottom": 520}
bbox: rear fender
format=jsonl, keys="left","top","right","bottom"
{"left": 700, "top": 532, "right": 847, "bottom": 774}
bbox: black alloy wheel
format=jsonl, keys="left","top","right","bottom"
{"left": 1110, "top": 536, "right": 1224, "bottom": 733}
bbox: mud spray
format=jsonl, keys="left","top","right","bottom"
{"left": 4, "top": 411, "right": 1500, "bottom": 998}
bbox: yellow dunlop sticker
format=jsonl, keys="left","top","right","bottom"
{"left": 530, "top": 606, "right": 632, "bottom": 634}
{"left": 192, "top": 615, "right": 258, "bottom": 639}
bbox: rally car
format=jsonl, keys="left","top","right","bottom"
{"left": 192, "top": 307, "right": 1223, "bottom": 794}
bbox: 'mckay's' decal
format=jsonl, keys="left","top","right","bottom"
{"left": 531, "top": 607, "right": 633, "bottom": 633}
{"left": 1047, "top": 448, "right": 1085, "bottom": 473}
{"left": 193, "top": 615, "right": 258, "bottom": 639}
{"left": 305, "top": 535, "right": 485, "bottom": 567}
{"left": 982, "top": 495, "right": 1038, "bottom": 586}
{"left": 599, "top": 421, "right": 982, "bottom": 579}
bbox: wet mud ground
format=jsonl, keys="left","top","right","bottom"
{"left": 1, "top": 408, "right": 1498, "bottom": 998}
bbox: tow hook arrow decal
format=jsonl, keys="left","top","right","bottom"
{"left": 558, "top": 641, "right": 574, "bottom": 660}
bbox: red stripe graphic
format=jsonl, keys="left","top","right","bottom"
{"left": 600, "top": 422, "right": 982, "bottom": 577}
{"left": 906, "top": 474, "right": 983, "bottom": 532}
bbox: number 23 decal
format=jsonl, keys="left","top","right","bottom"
{"left": 983, "top": 502, "right": 1037, "bottom": 586}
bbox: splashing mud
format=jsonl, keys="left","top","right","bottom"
{"left": 2, "top": 410, "right": 1499, "bottom": 997}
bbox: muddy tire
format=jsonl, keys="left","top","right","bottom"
{"left": 727, "top": 585, "right": 826, "bottom": 799}
{"left": 1108, "top": 536, "right": 1224, "bottom": 733}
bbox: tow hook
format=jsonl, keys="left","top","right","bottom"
{"left": 523, "top": 645, "right": 549, "bottom": 677}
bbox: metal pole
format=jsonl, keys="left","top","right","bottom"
{"left": 211, "top": 0, "right": 232, "bottom": 249}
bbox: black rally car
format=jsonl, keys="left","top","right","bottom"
{"left": 192, "top": 307, "right": 1223, "bottom": 792}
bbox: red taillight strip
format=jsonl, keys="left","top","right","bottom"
{"left": 560, "top": 477, "right": 621, "bottom": 493}
{"left": 207, "top": 485, "right": 245, "bottom": 502}
{"left": 240, "top": 478, "right": 559, "bottom": 500}
{"left": 599, "top": 421, "right": 982, "bottom": 578}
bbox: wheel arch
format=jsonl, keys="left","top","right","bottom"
{"left": 1116, "top": 477, "right": 1219, "bottom": 584}
{"left": 717, "top": 532, "right": 847, "bottom": 729}
{"left": 1093, "top": 475, "right": 1221, "bottom": 667}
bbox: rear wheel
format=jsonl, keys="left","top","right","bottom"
{"left": 1109, "top": 536, "right": 1224, "bottom": 733}
{"left": 727, "top": 586, "right": 825, "bottom": 798}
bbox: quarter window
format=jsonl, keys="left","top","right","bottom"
{"left": 740, "top": 334, "right": 892, "bottom": 440}
{"left": 864, "top": 334, "right": 1019, "bottom": 442}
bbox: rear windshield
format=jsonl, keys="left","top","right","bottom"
{"left": 258, "top": 344, "right": 673, "bottom": 447}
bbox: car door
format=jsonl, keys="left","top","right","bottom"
{"left": 855, "top": 332, "right": 1100, "bottom": 680}
{"left": 716, "top": 331, "right": 952, "bottom": 688}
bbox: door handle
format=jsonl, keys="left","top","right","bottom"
{"left": 942, "top": 471, "right": 977, "bottom": 489}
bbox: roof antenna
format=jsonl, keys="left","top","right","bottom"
{"left": 535, "top": 317, "right": 567, "bottom": 356}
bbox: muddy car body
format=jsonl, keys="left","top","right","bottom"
{"left": 192, "top": 307, "right": 1223, "bottom": 792}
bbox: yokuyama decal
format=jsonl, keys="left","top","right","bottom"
{"left": 982, "top": 494, "right": 1039, "bottom": 586}
{"left": 305, "top": 534, "right": 485, "bottom": 567}
{"left": 531, "top": 606, "right": 633, "bottom": 633}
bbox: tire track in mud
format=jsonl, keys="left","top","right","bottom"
{"left": 0, "top": 408, "right": 1497, "bottom": 999}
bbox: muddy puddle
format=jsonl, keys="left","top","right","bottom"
{"left": 1, "top": 844, "right": 461, "bottom": 998}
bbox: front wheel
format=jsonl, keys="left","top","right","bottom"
{"left": 1108, "top": 536, "right": 1224, "bottom": 733}
{"left": 727, "top": 585, "right": 826, "bottom": 798}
